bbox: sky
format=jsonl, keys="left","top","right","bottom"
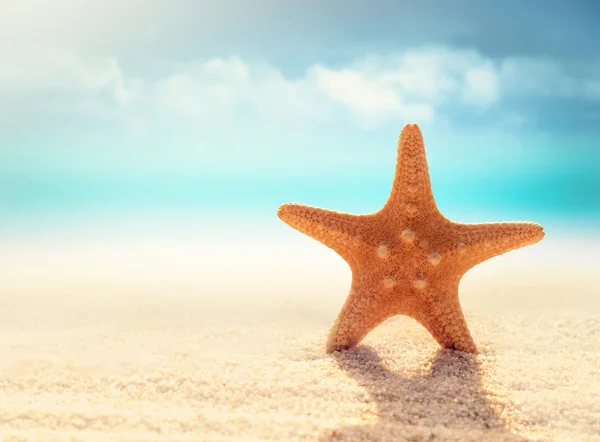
{"left": 1, "top": 0, "right": 599, "bottom": 233}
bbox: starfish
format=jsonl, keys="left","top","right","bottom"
{"left": 277, "top": 123, "right": 544, "bottom": 354}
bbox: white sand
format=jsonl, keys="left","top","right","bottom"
{"left": 0, "top": 229, "right": 599, "bottom": 441}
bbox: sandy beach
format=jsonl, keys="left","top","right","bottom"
{"left": 0, "top": 228, "right": 598, "bottom": 441}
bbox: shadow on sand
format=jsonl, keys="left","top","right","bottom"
{"left": 319, "top": 346, "right": 529, "bottom": 441}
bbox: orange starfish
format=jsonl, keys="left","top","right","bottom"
{"left": 277, "top": 123, "right": 544, "bottom": 354}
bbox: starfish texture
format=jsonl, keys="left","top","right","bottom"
{"left": 277, "top": 123, "right": 544, "bottom": 354}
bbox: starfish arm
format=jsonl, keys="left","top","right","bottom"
{"left": 410, "top": 285, "right": 477, "bottom": 354}
{"left": 326, "top": 279, "right": 394, "bottom": 353}
{"left": 277, "top": 203, "right": 365, "bottom": 260}
{"left": 382, "top": 123, "right": 439, "bottom": 219}
{"left": 448, "top": 221, "right": 545, "bottom": 271}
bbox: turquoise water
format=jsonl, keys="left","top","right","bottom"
{"left": 1, "top": 170, "right": 598, "bottom": 233}
{"left": 1, "top": 129, "right": 598, "bottom": 233}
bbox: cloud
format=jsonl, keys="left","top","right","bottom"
{"left": 0, "top": 46, "right": 508, "bottom": 135}
{"left": 149, "top": 58, "right": 328, "bottom": 128}
{"left": 1, "top": 43, "right": 599, "bottom": 156}
{"left": 463, "top": 66, "right": 500, "bottom": 107}
{"left": 308, "top": 66, "right": 434, "bottom": 126}
{"left": 0, "top": 44, "right": 136, "bottom": 131}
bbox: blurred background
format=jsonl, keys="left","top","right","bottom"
{"left": 0, "top": 0, "right": 598, "bottom": 304}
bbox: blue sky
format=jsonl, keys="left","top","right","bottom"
{"left": 0, "top": 0, "right": 599, "bottom": 229}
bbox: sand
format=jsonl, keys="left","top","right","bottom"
{"left": 0, "top": 228, "right": 599, "bottom": 441}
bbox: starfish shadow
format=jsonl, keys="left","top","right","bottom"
{"left": 319, "top": 346, "right": 530, "bottom": 441}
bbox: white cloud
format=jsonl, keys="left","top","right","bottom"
{"left": 149, "top": 58, "right": 329, "bottom": 129}
{"left": 1, "top": 43, "right": 599, "bottom": 139}
{"left": 139, "top": 49, "right": 596, "bottom": 133}
{"left": 463, "top": 66, "right": 500, "bottom": 107}
{"left": 0, "top": 46, "right": 504, "bottom": 134}
{"left": 308, "top": 66, "right": 434, "bottom": 126}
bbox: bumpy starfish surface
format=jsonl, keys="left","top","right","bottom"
{"left": 278, "top": 123, "right": 544, "bottom": 354}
